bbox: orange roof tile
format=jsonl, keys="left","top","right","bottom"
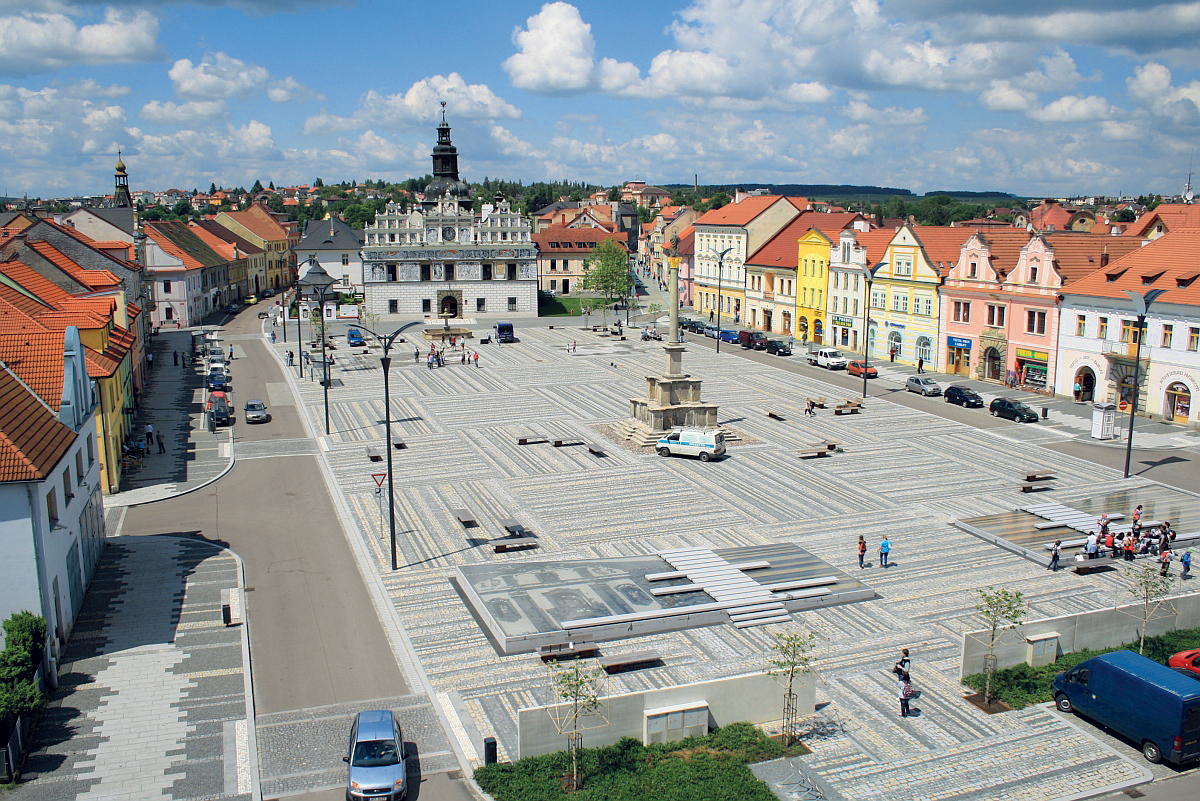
{"left": 1041, "top": 232, "right": 1145, "bottom": 286}
{"left": 0, "top": 259, "right": 75, "bottom": 306}
{"left": 853, "top": 230, "right": 899, "bottom": 262}
{"left": 1064, "top": 228, "right": 1200, "bottom": 304}
{"left": 794, "top": 211, "right": 865, "bottom": 238}
{"left": 533, "top": 226, "right": 627, "bottom": 253}
{"left": 1125, "top": 204, "right": 1200, "bottom": 238}
{"left": 908, "top": 226, "right": 973, "bottom": 274}
{"left": 0, "top": 328, "right": 64, "bottom": 408}
{"left": 747, "top": 216, "right": 827, "bottom": 268}
{"left": 0, "top": 364, "right": 76, "bottom": 482}
{"left": 0, "top": 297, "right": 50, "bottom": 335}
{"left": 969, "top": 229, "right": 1033, "bottom": 278}
{"left": 695, "top": 195, "right": 790, "bottom": 227}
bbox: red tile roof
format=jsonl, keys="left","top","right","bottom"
{"left": 970, "top": 229, "right": 1034, "bottom": 278}
{"left": 853, "top": 230, "right": 899, "bottom": 262}
{"left": 533, "top": 226, "right": 627, "bottom": 253}
{"left": 1125, "top": 204, "right": 1200, "bottom": 238}
{"left": 1030, "top": 201, "right": 1074, "bottom": 231}
{"left": 907, "top": 226, "right": 973, "bottom": 274}
{"left": 796, "top": 211, "right": 865, "bottom": 238}
{"left": 0, "top": 297, "right": 50, "bottom": 334}
{"left": 1063, "top": 229, "right": 1200, "bottom": 304}
{"left": 28, "top": 241, "right": 122, "bottom": 290}
{"left": 695, "top": 195, "right": 792, "bottom": 227}
{"left": 144, "top": 221, "right": 227, "bottom": 270}
{"left": 1041, "top": 232, "right": 1145, "bottom": 286}
{"left": 0, "top": 364, "right": 76, "bottom": 482}
{"left": 747, "top": 216, "right": 829, "bottom": 268}
{"left": 0, "top": 328, "right": 64, "bottom": 408}
{"left": 219, "top": 203, "right": 292, "bottom": 242}
{"left": 0, "top": 259, "right": 75, "bottom": 307}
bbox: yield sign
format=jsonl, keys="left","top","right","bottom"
{"left": 371, "top": 473, "right": 387, "bottom": 487}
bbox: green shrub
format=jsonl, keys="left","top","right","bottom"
{"left": 964, "top": 626, "right": 1200, "bottom": 709}
{"left": 474, "top": 724, "right": 794, "bottom": 801}
{"left": 3, "top": 611, "right": 46, "bottom": 675}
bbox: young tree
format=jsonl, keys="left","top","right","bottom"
{"left": 1125, "top": 562, "right": 1174, "bottom": 654}
{"left": 548, "top": 661, "right": 605, "bottom": 791}
{"left": 581, "top": 238, "right": 631, "bottom": 307}
{"left": 975, "top": 586, "right": 1027, "bottom": 705}
{"left": 767, "top": 628, "right": 818, "bottom": 745}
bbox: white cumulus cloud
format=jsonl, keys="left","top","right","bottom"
{"left": 0, "top": 8, "right": 161, "bottom": 75}
{"left": 268, "top": 76, "right": 323, "bottom": 103}
{"left": 140, "top": 99, "right": 226, "bottom": 124}
{"left": 169, "top": 52, "right": 269, "bottom": 99}
{"left": 1028, "top": 94, "right": 1116, "bottom": 122}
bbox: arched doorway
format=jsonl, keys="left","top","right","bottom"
{"left": 440, "top": 295, "right": 459, "bottom": 318}
{"left": 887, "top": 331, "right": 902, "bottom": 360}
{"left": 915, "top": 336, "right": 932, "bottom": 365}
{"left": 812, "top": 318, "right": 823, "bottom": 344}
{"left": 1165, "top": 382, "right": 1192, "bottom": 424}
{"left": 983, "top": 347, "right": 1003, "bottom": 381}
{"left": 1073, "top": 367, "right": 1096, "bottom": 402}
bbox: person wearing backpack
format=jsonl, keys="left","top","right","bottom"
{"left": 899, "top": 672, "right": 915, "bottom": 718}
{"left": 857, "top": 536, "right": 867, "bottom": 569}
{"left": 1048, "top": 540, "right": 1061, "bottom": 572}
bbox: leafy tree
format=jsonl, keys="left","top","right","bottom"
{"left": 548, "top": 660, "right": 605, "bottom": 791}
{"left": 581, "top": 239, "right": 631, "bottom": 306}
{"left": 267, "top": 194, "right": 285, "bottom": 214}
{"left": 975, "top": 586, "right": 1027, "bottom": 705}
{"left": 208, "top": 182, "right": 217, "bottom": 194}
{"left": 607, "top": 186, "right": 621, "bottom": 201}
{"left": 1112, "top": 208, "right": 1136, "bottom": 223}
{"left": 635, "top": 204, "right": 655, "bottom": 224}
{"left": 171, "top": 200, "right": 194, "bottom": 219}
{"left": 1125, "top": 562, "right": 1174, "bottom": 654}
{"left": 314, "top": 177, "right": 324, "bottom": 188}
{"left": 767, "top": 628, "right": 817, "bottom": 745}
{"left": 705, "top": 190, "right": 730, "bottom": 210}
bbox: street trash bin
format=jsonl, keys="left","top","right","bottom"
{"left": 483, "top": 737, "right": 497, "bottom": 765}
{"left": 1091, "top": 402, "right": 1117, "bottom": 439}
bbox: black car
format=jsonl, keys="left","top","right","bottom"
{"left": 765, "top": 340, "right": 792, "bottom": 356}
{"left": 990, "top": 397, "right": 1039, "bottom": 422}
{"left": 945, "top": 385, "right": 984, "bottom": 407}
{"left": 260, "top": 288, "right": 275, "bottom": 298}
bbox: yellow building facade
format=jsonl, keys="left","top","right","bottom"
{"left": 795, "top": 228, "right": 832, "bottom": 345}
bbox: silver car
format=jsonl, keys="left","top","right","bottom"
{"left": 905, "top": 376, "right": 942, "bottom": 396}
{"left": 243, "top": 400, "right": 269, "bottom": 424}
{"left": 345, "top": 710, "right": 407, "bottom": 800}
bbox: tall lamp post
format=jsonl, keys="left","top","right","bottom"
{"left": 1122, "top": 288, "right": 1166, "bottom": 479}
{"left": 300, "top": 261, "right": 338, "bottom": 435}
{"left": 852, "top": 262, "right": 886, "bottom": 400}
{"left": 294, "top": 279, "right": 304, "bottom": 378}
{"left": 708, "top": 247, "right": 735, "bottom": 353}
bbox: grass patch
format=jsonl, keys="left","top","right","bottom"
{"left": 963, "top": 626, "right": 1200, "bottom": 709}
{"left": 474, "top": 722, "right": 808, "bottom": 801}
{"left": 537, "top": 296, "right": 616, "bottom": 318}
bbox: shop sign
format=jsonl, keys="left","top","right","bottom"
{"left": 947, "top": 336, "right": 972, "bottom": 349}
{"left": 886, "top": 321, "right": 906, "bottom": 329}
{"left": 832, "top": 315, "right": 853, "bottom": 327}
{"left": 1015, "top": 348, "right": 1049, "bottom": 362}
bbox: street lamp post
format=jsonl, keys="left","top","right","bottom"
{"left": 852, "top": 262, "right": 886, "bottom": 400}
{"left": 1122, "top": 289, "right": 1166, "bottom": 479}
{"left": 294, "top": 280, "right": 303, "bottom": 378}
{"left": 709, "top": 247, "right": 734, "bottom": 353}
{"left": 300, "top": 261, "right": 338, "bottom": 435}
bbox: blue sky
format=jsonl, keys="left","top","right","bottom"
{"left": 2, "top": 1, "right": 1200, "bottom": 199}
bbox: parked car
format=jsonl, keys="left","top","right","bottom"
{"left": 1169, "top": 649, "right": 1200, "bottom": 677}
{"left": 944, "top": 385, "right": 984, "bottom": 407}
{"left": 243, "top": 399, "right": 270, "bottom": 424}
{"left": 847, "top": 360, "right": 877, "bottom": 378}
{"left": 346, "top": 328, "right": 365, "bottom": 347}
{"left": 206, "top": 371, "right": 229, "bottom": 392}
{"left": 990, "top": 397, "right": 1039, "bottom": 422}
{"left": 206, "top": 391, "right": 231, "bottom": 425}
{"left": 344, "top": 709, "right": 408, "bottom": 800}
{"left": 656, "top": 428, "right": 726, "bottom": 462}
{"left": 805, "top": 347, "right": 848, "bottom": 369}
{"left": 245, "top": 295, "right": 258, "bottom": 304}
{"left": 765, "top": 340, "right": 792, "bottom": 356}
{"left": 1053, "top": 650, "right": 1200, "bottom": 765}
{"left": 260, "top": 288, "right": 275, "bottom": 298}
{"left": 737, "top": 330, "right": 769, "bottom": 350}
{"left": 719, "top": 329, "right": 740, "bottom": 344}
{"left": 703, "top": 324, "right": 718, "bottom": 338}
{"left": 225, "top": 303, "right": 241, "bottom": 315}
{"left": 257, "top": 311, "right": 270, "bottom": 319}
{"left": 905, "top": 376, "right": 942, "bottom": 396}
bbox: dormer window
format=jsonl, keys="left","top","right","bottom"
{"left": 1141, "top": 271, "right": 1163, "bottom": 285}
{"left": 1029, "top": 265, "right": 1038, "bottom": 283}
{"left": 968, "top": 261, "right": 977, "bottom": 278}
{"left": 1177, "top": 272, "right": 1198, "bottom": 288}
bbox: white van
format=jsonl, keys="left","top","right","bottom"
{"left": 656, "top": 428, "right": 726, "bottom": 462}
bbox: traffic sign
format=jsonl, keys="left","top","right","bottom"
{"left": 372, "top": 473, "right": 387, "bottom": 487}
{"left": 1118, "top": 401, "right": 1129, "bottom": 412}
{"left": 374, "top": 487, "right": 383, "bottom": 496}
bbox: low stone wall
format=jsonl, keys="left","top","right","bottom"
{"left": 959, "top": 590, "right": 1200, "bottom": 678}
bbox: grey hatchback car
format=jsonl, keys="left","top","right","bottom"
{"left": 243, "top": 399, "right": 269, "bottom": 424}
{"left": 345, "top": 710, "right": 407, "bottom": 800}
{"left": 905, "top": 376, "right": 942, "bottom": 396}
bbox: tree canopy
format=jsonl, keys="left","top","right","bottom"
{"left": 581, "top": 238, "right": 631, "bottom": 301}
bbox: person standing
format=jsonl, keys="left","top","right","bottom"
{"left": 894, "top": 648, "right": 911, "bottom": 676}
{"left": 173, "top": 350, "right": 179, "bottom": 366}
{"left": 145, "top": 422, "right": 155, "bottom": 444}
{"left": 898, "top": 672, "right": 914, "bottom": 718}
{"left": 156, "top": 431, "right": 165, "bottom": 454}
{"left": 879, "top": 535, "right": 891, "bottom": 567}
{"left": 473, "top": 351, "right": 480, "bottom": 368}
{"left": 228, "top": 345, "right": 234, "bottom": 361}
{"left": 1160, "top": 548, "right": 1173, "bottom": 577}
{"left": 147, "top": 352, "right": 154, "bottom": 370}
{"left": 1182, "top": 549, "right": 1192, "bottom": 579}
{"left": 917, "top": 356, "right": 924, "bottom": 374}
{"left": 1048, "top": 540, "right": 1061, "bottom": 572}
{"left": 889, "top": 345, "right": 896, "bottom": 363}
{"left": 1085, "top": 531, "right": 1098, "bottom": 560}
{"left": 461, "top": 350, "right": 467, "bottom": 365}
{"left": 413, "top": 348, "right": 419, "bottom": 364}
{"left": 1124, "top": 534, "right": 1136, "bottom": 561}
{"left": 1132, "top": 504, "right": 1143, "bottom": 525}
{"left": 1073, "top": 380, "right": 1081, "bottom": 402}
{"left": 857, "top": 536, "right": 867, "bottom": 569}
{"left": 270, "top": 331, "right": 276, "bottom": 343}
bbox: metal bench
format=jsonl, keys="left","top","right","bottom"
{"left": 539, "top": 642, "right": 599, "bottom": 662}
{"left": 500, "top": 518, "right": 527, "bottom": 536}
{"left": 391, "top": 437, "right": 406, "bottom": 450}
{"left": 767, "top": 410, "right": 785, "bottom": 421}
{"left": 366, "top": 446, "right": 383, "bottom": 462}
{"left": 598, "top": 649, "right": 662, "bottom": 673}
{"left": 494, "top": 538, "right": 538, "bottom": 554}
{"left": 452, "top": 508, "right": 477, "bottom": 527}
{"left": 586, "top": 443, "right": 607, "bottom": 457}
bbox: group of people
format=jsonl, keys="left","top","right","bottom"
{"left": 856, "top": 535, "right": 892, "bottom": 568}
{"left": 1048, "top": 505, "right": 1192, "bottom": 577}
{"left": 420, "top": 343, "right": 479, "bottom": 369}
{"left": 123, "top": 422, "right": 165, "bottom": 462}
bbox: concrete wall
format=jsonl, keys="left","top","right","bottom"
{"left": 960, "top": 591, "right": 1200, "bottom": 678}
{"left": 516, "top": 671, "right": 814, "bottom": 759}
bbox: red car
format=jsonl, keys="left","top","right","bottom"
{"left": 847, "top": 360, "right": 877, "bottom": 378}
{"left": 1168, "top": 649, "right": 1200, "bottom": 676}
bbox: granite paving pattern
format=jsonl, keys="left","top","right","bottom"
{"left": 278, "top": 323, "right": 1190, "bottom": 799}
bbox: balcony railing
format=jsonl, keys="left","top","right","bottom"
{"left": 1101, "top": 340, "right": 1143, "bottom": 359}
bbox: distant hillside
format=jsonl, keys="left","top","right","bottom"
{"left": 663, "top": 183, "right": 915, "bottom": 197}
{"left": 922, "top": 190, "right": 1017, "bottom": 200}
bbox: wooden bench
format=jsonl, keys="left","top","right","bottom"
{"left": 500, "top": 518, "right": 528, "bottom": 536}
{"left": 366, "top": 446, "right": 383, "bottom": 462}
{"left": 1020, "top": 481, "right": 1057, "bottom": 493}
{"left": 599, "top": 649, "right": 662, "bottom": 673}
{"left": 494, "top": 538, "right": 538, "bottom": 554}
{"left": 586, "top": 443, "right": 607, "bottom": 457}
{"left": 807, "top": 397, "right": 826, "bottom": 408}
{"left": 452, "top": 508, "right": 477, "bottom": 527}
{"left": 844, "top": 398, "right": 863, "bottom": 408}
{"left": 767, "top": 410, "right": 785, "bottom": 421}
{"left": 391, "top": 437, "right": 406, "bottom": 450}
{"left": 539, "top": 642, "right": 599, "bottom": 662}
{"left": 798, "top": 446, "right": 832, "bottom": 459}
{"left": 834, "top": 404, "right": 861, "bottom": 415}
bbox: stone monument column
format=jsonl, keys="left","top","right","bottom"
{"left": 667, "top": 255, "right": 681, "bottom": 344}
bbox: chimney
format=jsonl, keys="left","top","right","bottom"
{"left": 1100, "top": 247, "right": 1109, "bottom": 268}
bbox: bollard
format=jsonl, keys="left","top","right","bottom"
{"left": 483, "top": 736, "right": 497, "bottom": 765}
{"left": 1042, "top": 406, "right": 1049, "bottom": 419}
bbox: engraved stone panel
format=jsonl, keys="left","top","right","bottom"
{"left": 396, "top": 263, "right": 420, "bottom": 282}
{"left": 518, "top": 263, "right": 538, "bottom": 280}
{"left": 457, "top": 262, "right": 482, "bottom": 280}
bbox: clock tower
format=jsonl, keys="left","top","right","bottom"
{"left": 422, "top": 102, "right": 472, "bottom": 212}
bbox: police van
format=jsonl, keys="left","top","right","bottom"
{"left": 656, "top": 428, "right": 726, "bottom": 462}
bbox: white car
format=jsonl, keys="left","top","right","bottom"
{"left": 656, "top": 428, "right": 726, "bottom": 462}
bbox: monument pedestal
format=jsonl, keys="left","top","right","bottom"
{"left": 618, "top": 344, "right": 720, "bottom": 446}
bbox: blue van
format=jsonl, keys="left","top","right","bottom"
{"left": 496, "top": 321, "right": 515, "bottom": 343}
{"left": 346, "top": 328, "right": 365, "bottom": 346}
{"left": 1052, "top": 650, "right": 1200, "bottom": 765}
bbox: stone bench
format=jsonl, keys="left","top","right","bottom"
{"left": 834, "top": 404, "right": 861, "bottom": 415}
{"left": 798, "top": 446, "right": 831, "bottom": 459}
{"left": 598, "top": 649, "right": 662, "bottom": 673}
{"left": 767, "top": 410, "right": 785, "bottom": 421}
{"left": 586, "top": 443, "right": 607, "bottom": 457}
{"left": 366, "top": 446, "right": 382, "bottom": 462}
{"left": 452, "top": 508, "right": 477, "bottom": 527}
{"left": 391, "top": 437, "right": 406, "bottom": 450}
{"left": 1020, "top": 481, "right": 1056, "bottom": 493}
{"left": 494, "top": 538, "right": 538, "bottom": 554}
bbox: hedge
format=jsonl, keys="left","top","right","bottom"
{"left": 0, "top": 611, "right": 47, "bottom": 739}
{"left": 474, "top": 722, "right": 806, "bottom": 801}
{"left": 963, "top": 626, "right": 1200, "bottom": 709}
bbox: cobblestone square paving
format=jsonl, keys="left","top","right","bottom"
{"left": 280, "top": 324, "right": 1194, "bottom": 800}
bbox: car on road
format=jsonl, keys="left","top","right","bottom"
{"left": 990, "top": 397, "right": 1039, "bottom": 422}
{"left": 944, "top": 385, "right": 984, "bottom": 407}
{"left": 847, "top": 360, "right": 876, "bottom": 378}
{"left": 765, "top": 339, "right": 792, "bottom": 356}
{"left": 1169, "top": 649, "right": 1200, "bottom": 677}
{"left": 245, "top": 295, "right": 258, "bottom": 304}
{"left": 719, "top": 329, "right": 740, "bottom": 344}
{"left": 260, "top": 288, "right": 275, "bottom": 298}
{"left": 346, "top": 328, "right": 366, "bottom": 347}
{"left": 703, "top": 324, "right": 718, "bottom": 338}
{"left": 206, "top": 391, "right": 231, "bottom": 425}
{"left": 206, "top": 371, "right": 229, "bottom": 392}
{"left": 243, "top": 399, "right": 270, "bottom": 424}
{"left": 738, "top": 330, "right": 769, "bottom": 350}
{"left": 225, "top": 303, "right": 240, "bottom": 315}
{"left": 257, "top": 311, "right": 270, "bottom": 319}
{"left": 905, "top": 376, "right": 942, "bottom": 396}
{"left": 805, "top": 347, "right": 848, "bottom": 369}
{"left": 344, "top": 709, "right": 408, "bottom": 800}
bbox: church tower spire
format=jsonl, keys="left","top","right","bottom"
{"left": 113, "top": 149, "right": 133, "bottom": 208}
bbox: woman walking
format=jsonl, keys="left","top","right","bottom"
{"left": 1048, "top": 540, "right": 1061, "bottom": 572}
{"left": 857, "top": 536, "right": 867, "bottom": 569}
{"left": 899, "top": 672, "right": 914, "bottom": 718}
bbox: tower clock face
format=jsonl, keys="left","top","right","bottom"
{"left": 442, "top": 226, "right": 456, "bottom": 241}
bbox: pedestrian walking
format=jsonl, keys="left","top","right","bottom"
{"left": 889, "top": 346, "right": 896, "bottom": 362}
{"left": 572, "top": 341, "right": 577, "bottom": 352}
{"left": 427, "top": 354, "right": 434, "bottom": 370}
{"left": 461, "top": 350, "right": 467, "bottom": 365}
{"left": 1132, "top": 504, "right": 1143, "bottom": 525}
{"left": 899, "top": 672, "right": 914, "bottom": 718}
{"left": 414, "top": 348, "right": 420, "bottom": 363}
{"left": 270, "top": 331, "right": 276, "bottom": 343}
{"left": 303, "top": 351, "right": 310, "bottom": 365}
{"left": 173, "top": 350, "right": 179, "bottom": 366}
{"left": 709, "top": 309, "right": 714, "bottom": 323}
{"left": 805, "top": 399, "right": 816, "bottom": 416}
{"left": 147, "top": 352, "right": 154, "bottom": 369}
{"left": 1160, "top": 548, "right": 1173, "bottom": 577}
{"left": 1073, "top": 380, "right": 1081, "bottom": 402}
{"left": 879, "top": 535, "right": 891, "bottom": 567}
{"left": 156, "top": 431, "right": 165, "bottom": 454}
{"left": 473, "top": 351, "right": 480, "bottom": 367}
{"left": 1182, "top": 549, "right": 1192, "bottom": 578}
{"left": 857, "top": 536, "right": 867, "bottom": 569}
{"left": 228, "top": 345, "right": 234, "bottom": 361}
{"left": 1048, "top": 539, "right": 1061, "bottom": 571}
